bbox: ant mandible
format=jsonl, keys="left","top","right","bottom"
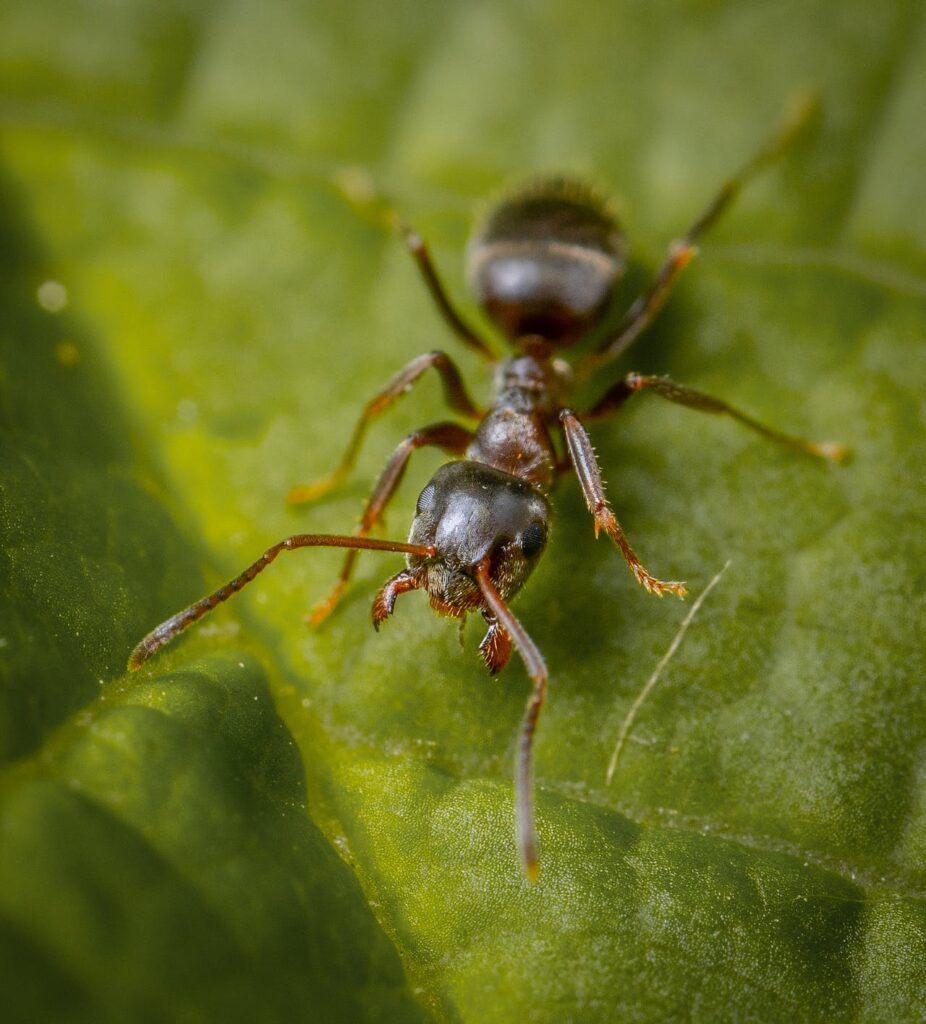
{"left": 128, "top": 97, "right": 845, "bottom": 882}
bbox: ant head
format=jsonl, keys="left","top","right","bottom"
{"left": 466, "top": 177, "right": 626, "bottom": 346}
{"left": 406, "top": 461, "right": 550, "bottom": 616}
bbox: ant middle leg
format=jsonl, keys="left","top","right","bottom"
{"left": 559, "top": 410, "right": 687, "bottom": 599}
{"left": 288, "top": 350, "right": 482, "bottom": 506}
{"left": 585, "top": 373, "right": 846, "bottom": 462}
{"left": 399, "top": 222, "right": 496, "bottom": 361}
{"left": 580, "top": 93, "right": 817, "bottom": 376}
{"left": 309, "top": 421, "right": 474, "bottom": 625}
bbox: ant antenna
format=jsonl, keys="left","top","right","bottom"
{"left": 127, "top": 535, "right": 437, "bottom": 671}
{"left": 475, "top": 561, "right": 548, "bottom": 882}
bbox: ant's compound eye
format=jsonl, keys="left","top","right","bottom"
{"left": 416, "top": 482, "right": 437, "bottom": 515}
{"left": 519, "top": 522, "right": 547, "bottom": 559}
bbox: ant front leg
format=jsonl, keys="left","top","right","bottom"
{"left": 309, "top": 421, "right": 474, "bottom": 625}
{"left": 580, "top": 93, "right": 817, "bottom": 376}
{"left": 585, "top": 373, "right": 846, "bottom": 462}
{"left": 399, "top": 222, "right": 496, "bottom": 361}
{"left": 288, "top": 350, "right": 482, "bottom": 506}
{"left": 559, "top": 410, "right": 687, "bottom": 599}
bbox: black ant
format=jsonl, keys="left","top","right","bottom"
{"left": 128, "top": 97, "right": 844, "bottom": 881}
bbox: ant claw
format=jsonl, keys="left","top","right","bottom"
{"left": 635, "top": 567, "right": 687, "bottom": 599}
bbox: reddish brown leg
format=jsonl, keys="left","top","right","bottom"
{"left": 559, "top": 409, "right": 687, "bottom": 599}
{"left": 400, "top": 223, "right": 496, "bottom": 361}
{"left": 127, "top": 535, "right": 437, "bottom": 671}
{"left": 582, "top": 375, "right": 636, "bottom": 420}
{"left": 475, "top": 561, "right": 547, "bottom": 883}
{"left": 586, "top": 373, "right": 846, "bottom": 461}
{"left": 576, "top": 241, "right": 696, "bottom": 379}
{"left": 309, "top": 422, "right": 473, "bottom": 625}
{"left": 288, "top": 351, "right": 481, "bottom": 505}
{"left": 579, "top": 93, "right": 817, "bottom": 377}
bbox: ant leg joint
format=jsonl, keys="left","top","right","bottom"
{"left": 669, "top": 239, "right": 697, "bottom": 267}
{"left": 403, "top": 227, "right": 425, "bottom": 253}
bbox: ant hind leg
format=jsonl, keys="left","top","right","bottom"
{"left": 579, "top": 93, "right": 818, "bottom": 376}
{"left": 399, "top": 222, "right": 496, "bottom": 361}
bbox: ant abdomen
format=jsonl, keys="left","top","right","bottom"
{"left": 466, "top": 178, "right": 626, "bottom": 345}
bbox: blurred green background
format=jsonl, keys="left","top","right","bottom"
{"left": 1, "top": 1, "right": 924, "bottom": 1021}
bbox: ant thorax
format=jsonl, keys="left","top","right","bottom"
{"left": 469, "top": 351, "right": 571, "bottom": 491}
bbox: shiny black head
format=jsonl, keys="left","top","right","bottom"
{"left": 467, "top": 178, "right": 625, "bottom": 345}
{"left": 406, "top": 461, "right": 550, "bottom": 616}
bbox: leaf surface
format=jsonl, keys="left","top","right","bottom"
{"left": 1, "top": 1, "right": 924, "bottom": 1021}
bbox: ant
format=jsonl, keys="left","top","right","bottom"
{"left": 128, "top": 97, "right": 844, "bottom": 882}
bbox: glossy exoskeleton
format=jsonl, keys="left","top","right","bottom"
{"left": 129, "top": 99, "right": 844, "bottom": 881}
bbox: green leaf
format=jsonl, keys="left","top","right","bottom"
{"left": 1, "top": 1, "right": 924, "bottom": 1021}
